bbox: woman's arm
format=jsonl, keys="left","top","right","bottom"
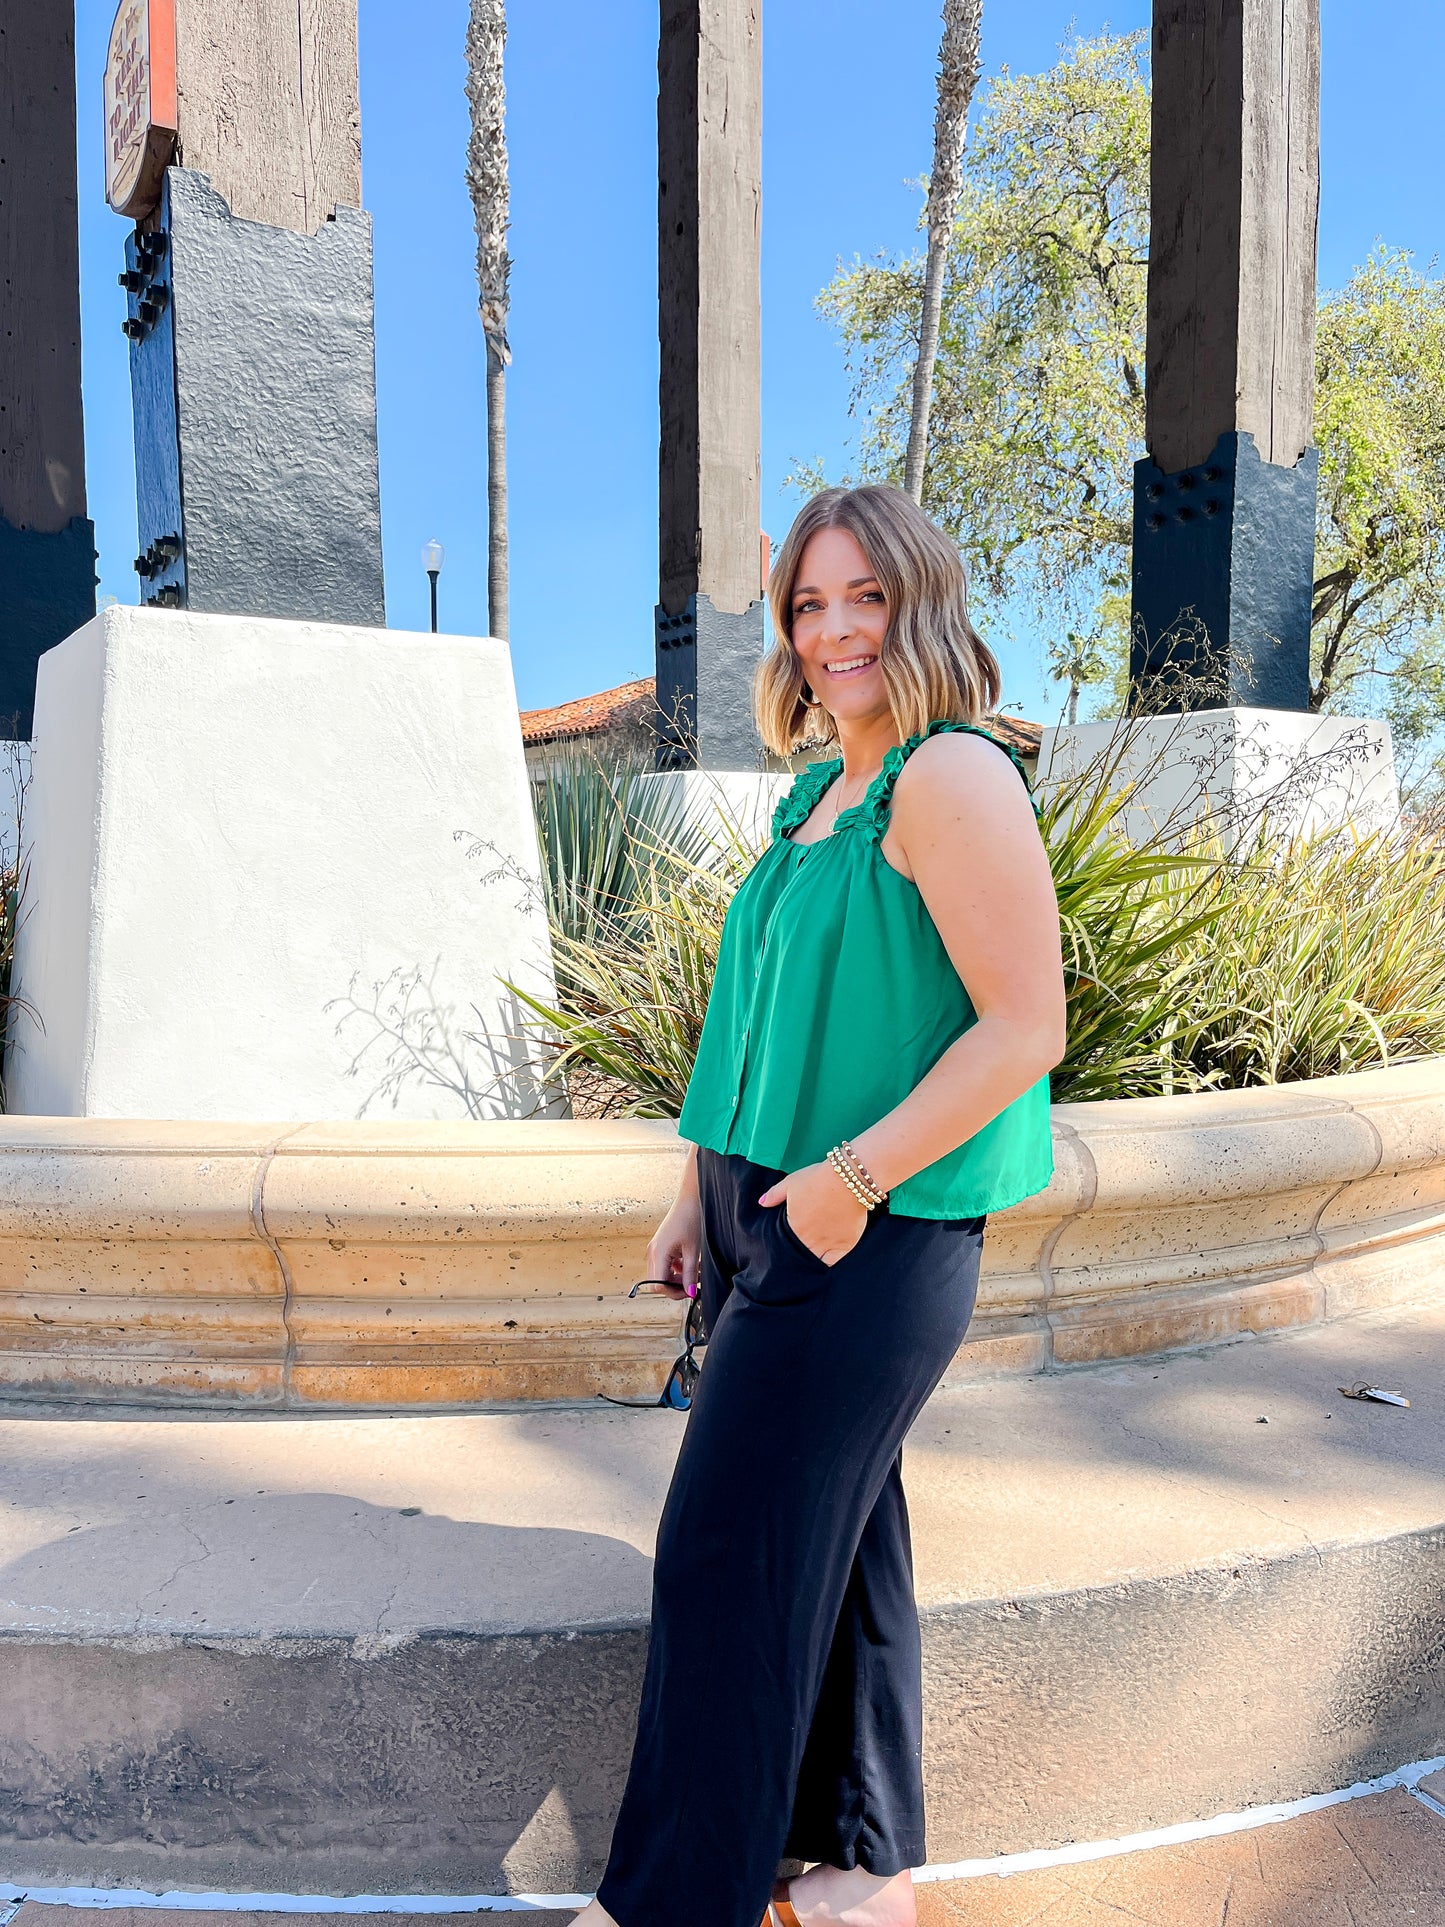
{"left": 639, "top": 1140, "right": 704, "bottom": 1299}
{"left": 762, "top": 731, "right": 1065, "bottom": 1262}
{"left": 853, "top": 730, "right": 1066, "bottom": 1186}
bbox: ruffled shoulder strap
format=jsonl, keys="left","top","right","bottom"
{"left": 852, "top": 719, "right": 1035, "bottom": 843}
{"left": 771, "top": 754, "right": 842, "bottom": 840}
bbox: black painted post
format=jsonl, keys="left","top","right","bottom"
{"left": 655, "top": 0, "right": 765, "bottom": 769}
{"left": 110, "top": 0, "right": 385, "bottom": 626}
{"left": 0, "top": 0, "right": 98, "bottom": 739}
{"left": 1131, "top": 0, "right": 1321, "bottom": 712}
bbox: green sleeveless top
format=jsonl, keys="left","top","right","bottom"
{"left": 677, "top": 721, "right": 1055, "bottom": 1219}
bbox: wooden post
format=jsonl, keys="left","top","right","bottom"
{"left": 116, "top": 0, "right": 384, "bottom": 623}
{"left": 0, "top": 0, "right": 97, "bottom": 738}
{"left": 655, "top": 0, "right": 764, "bottom": 769}
{"left": 172, "top": 0, "right": 360, "bottom": 234}
{"left": 1130, "top": 0, "right": 1321, "bottom": 711}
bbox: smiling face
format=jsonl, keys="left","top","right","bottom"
{"left": 787, "top": 525, "right": 892, "bottom": 731}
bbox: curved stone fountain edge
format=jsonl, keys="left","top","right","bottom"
{"left": 1, "top": 1057, "right": 1442, "bottom": 1406}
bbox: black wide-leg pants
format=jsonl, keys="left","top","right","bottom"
{"left": 597, "top": 1151, "right": 984, "bottom": 1927}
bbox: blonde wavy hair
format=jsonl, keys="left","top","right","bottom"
{"left": 755, "top": 485, "right": 1001, "bottom": 756}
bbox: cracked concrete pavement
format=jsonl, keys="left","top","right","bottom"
{"left": 0, "top": 1298, "right": 1440, "bottom": 1893}
{"left": 0, "top": 1294, "right": 1441, "bottom": 1642}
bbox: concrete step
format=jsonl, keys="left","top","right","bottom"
{"left": 6, "top": 1783, "right": 1444, "bottom": 1924}
{"left": 1, "top": 1292, "right": 1443, "bottom": 1896}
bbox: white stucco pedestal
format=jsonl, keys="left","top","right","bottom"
{"left": 645, "top": 767, "right": 792, "bottom": 852}
{"left": 1037, "top": 707, "right": 1400, "bottom": 847}
{"left": 3, "top": 607, "right": 558, "bottom": 1121}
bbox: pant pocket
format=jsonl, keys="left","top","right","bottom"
{"left": 731, "top": 1201, "right": 828, "bottom": 1307}
{"left": 777, "top": 1200, "right": 830, "bottom": 1268}
{"left": 778, "top": 1201, "right": 873, "bottom": 1271}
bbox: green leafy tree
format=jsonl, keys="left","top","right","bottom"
{"left": 814, "top": 32, "right": 1149, "bottom": 641}
{"left": 1312, "top": 250, "right": 1445, "bottom": 728}
{"left": 814, "top": 34, "right": 1445, "bottom": 743}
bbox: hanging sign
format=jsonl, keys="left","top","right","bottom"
{"left": 103, "top": 0, "right": 177, "bottom": 218}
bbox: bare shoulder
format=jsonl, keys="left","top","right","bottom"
{"left": 889, "top": 728, "right": 1034, "bottom": 832}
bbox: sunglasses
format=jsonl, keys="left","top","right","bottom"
{"left": 600, "top": 1282, "right": 707, "bottom": 1411}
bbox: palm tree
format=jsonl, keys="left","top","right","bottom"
{"left": 903, "top": 0, "right": 983, "bottom": 504}
{"left": 1047, "top": 630, "right": 1111, "bottom": 725}
{"left": 465, "top": 0, "right": 511, "bottom": 640}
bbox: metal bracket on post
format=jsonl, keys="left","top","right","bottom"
{"left": 123, "top": 211, "right": 186, "bottom": 609}
{"left": 654, "top": 602, "right": 699, "bottom": 769}
{"left": 654, "top": 593, "right": 765, "bottom": 770}
{"left": 1130, "top": 431, "right": 1317, "bottom": 712}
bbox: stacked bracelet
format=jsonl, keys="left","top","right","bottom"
{"left": 827, "top": 1139, "right": 888, "bottom": 1209}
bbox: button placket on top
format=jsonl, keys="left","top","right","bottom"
{"left": 728, "top": 844, "right": 813, "bottom": 1127}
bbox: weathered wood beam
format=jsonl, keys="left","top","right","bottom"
{"left": 1130, "top": 0, "right": 1321, "bottom": 713}
{"left": 1146, "top": 0, "right": 1320, "bottom": 471}
{"left": 174, "top": 0, "right": 361, "bottom": 232}
{"left": 655, "top": 0, "right": 764, "bottom": 769}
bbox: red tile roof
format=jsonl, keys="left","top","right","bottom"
{"left": 519, "top": 677, "right": 656, "bottom": 746}
{"left": 519, "top": 677, "right": 1043, "bottom": 756}
{"left": 983, "top": 712, "right": 1045, "bottom": 757}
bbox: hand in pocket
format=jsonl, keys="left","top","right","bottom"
{"left": 759, "top": 1160, "right": 868, "bottom": 1267}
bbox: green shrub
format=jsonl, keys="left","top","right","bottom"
{"left": 512, "top": 748, "right": 1445, "bottom": 1113}
{"left": 530, "top": 743, "right": 717, "bottom": 960}
{"left": 1113, "top": 825, "right": 1445, "bottom": 1096}
{"left": 515, "top": 746, "right": 746, "bottom": 1115}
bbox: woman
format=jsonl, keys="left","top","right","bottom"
{"left": 577, "top": 485, "right": 1064, "bottom": 1927}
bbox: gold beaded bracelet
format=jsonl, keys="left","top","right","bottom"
{"left": 827, "top": 1149, "right": 874, "bottom": 1208}
{"left": 827, "top": 1139, "right": 888, "bottom": 1209}
{"left": 837, "top": 1138, "right": 889, "bottom": 1204}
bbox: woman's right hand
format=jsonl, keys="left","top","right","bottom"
{"left": 640, "top": 1151, "right": 703, "bottom": 1299}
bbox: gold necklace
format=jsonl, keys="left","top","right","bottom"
{"left": 829, "top": 759, "right": 883, "bottom": 826}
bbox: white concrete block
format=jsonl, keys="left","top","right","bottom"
{"left": 642, "top": 767, "right": 792, "bottom": 855}
{"left": 4, "top": 607, "right": 557, "bottom": 1121}
{"left": 1037, "top": 707, "right": 1400, "bottom": 847}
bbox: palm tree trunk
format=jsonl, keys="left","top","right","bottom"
{"left": 486, "top": 343, "right": 509, "bottom": 639}
{"left": 466, "top": 0, "right": 511, "bottom": 640}
{"left": 904, "top": 0, "right": 983, "bottom": 504}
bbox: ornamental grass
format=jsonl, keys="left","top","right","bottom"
{"left": 0, "top": 856, "right": 16, "bottom": 1027}
{"left": 511, "top": 745, "right": 1445, "bottom": 1115}
{"left": 0, "top": 769, "right": 27, "bottom": 1110}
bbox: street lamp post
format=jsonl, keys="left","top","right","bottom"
{"left": 422, "top": 538, "right": 444, "bottom": 633}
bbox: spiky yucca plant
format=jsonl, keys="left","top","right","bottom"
{"left": 511, "top": 750, "right": 1445, "bottom": 1114}
{"left": 530, "top": 744, "right": 718, "bottom": 954}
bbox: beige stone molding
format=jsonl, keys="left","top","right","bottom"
{"left": 1, "top": 1060, "right": 1442, "bottom": 1407}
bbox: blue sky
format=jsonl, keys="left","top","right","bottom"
{"left": 72, "top": 0, "right": 1445, "bottom": 723}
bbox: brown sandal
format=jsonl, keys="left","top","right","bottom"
{"left": 761, "top": 1882, "right": 802, "bottom": 1927}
